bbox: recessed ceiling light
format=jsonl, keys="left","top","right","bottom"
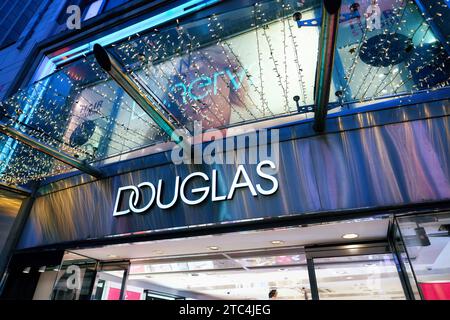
{"left": 153, "top": 250, "right": 164, "bottom": 255}
{"left": 22, "top": 267, "right": 31, "bottom": 274}
{"left": 208, "top": 246, "right": 220, "bottom": 251}
{"left": 38, "top": 266, "right": 46, "bottom": 273}
{"left": 346, "top": 276, "right": 353, "bottom": 280}
{"left": 271, "top": 240, "right": 285, "bottom": 245}
{"left": 107, "top": 254, "right": 119, "bottom": 258}
{"left": 342, "top": 233, "right": 359, "bottom": 239}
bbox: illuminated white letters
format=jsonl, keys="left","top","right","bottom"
{"left": 180, "top": 172, "right": 210, "bottom": 205}
{"left": 227, "top": 165, "right": 258, "bottom": 199}
{"left": 112, "top": 160, "right": 279, "bottom": 217}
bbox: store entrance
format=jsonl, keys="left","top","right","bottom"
{"left": 91, "top": 262, "right": 129, "bottom": 300}
{"left": 59, "top": 218, "right": 408, "bottom": 300}
{"left": 2, "top": 217, "right": 415, "bottom": 300}
{"left": 125, "top": 247, "right": 311, "bottom": 300}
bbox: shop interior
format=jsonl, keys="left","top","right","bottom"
{"left": 20, "top": 213, "right": 450, "bottom": 300}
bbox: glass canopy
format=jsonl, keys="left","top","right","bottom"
{"left": 0, "top": 0, "right": 448, "bottom": 186}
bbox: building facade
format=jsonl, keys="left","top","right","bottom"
{"left": 0, "top": 0, "right": 449, "bottom": 300}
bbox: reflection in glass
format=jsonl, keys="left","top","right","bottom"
{"left": 314, "top": 254, "right": 406, "bottom": 300}
{"left": 397, "top": 212, "right": 450, "bottom": 300}
{"left": 32, "top": 265, "right": 61, "bottom": 300}
{"left": 91, "top": 266, "right": 128, "bottom": 300}
{"left": 0, "top": 0, "right": 447, "bottom": 186}
{"left": 51, "top": 251, "right": 97, "bottom": 300}
{"left": 126, "top": 248, "right": 310, "bottom": 300}
{"left": 392, "top": 219, "right": 422, "bottom": 299}
{"left": 333, "top": 0, "right": 450, "bottom": 105}
{"left": 0, "top": 0, "right": 321, "bottom": 185}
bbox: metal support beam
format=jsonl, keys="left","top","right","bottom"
{"left": 0, "top": 182, "right": 31, "bottom": 196}
{"left": 0, "top": 122, "right": 103, "bottom": 178}
{"left": 93, "top": 44, "right": 187, "bottom": 148}
{"left": 313, "top": 0, "right": 342, "bottom": 132}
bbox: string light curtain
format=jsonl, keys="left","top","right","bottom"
{"left": 0, "top": 0, "right": 448, "bottom": 186}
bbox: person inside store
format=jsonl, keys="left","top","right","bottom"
{"left": 268, "top": 289, "right": 278, "bottom": 300}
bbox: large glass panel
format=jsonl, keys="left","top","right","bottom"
{"left": 1, "top": 0, "right": 449, "bottom": 186}
{"left": 126, "top": 248, "right": 310, "bottom": 300}
{"left": 0, "top": 0, "right": 322, "bottom": 186}
{"left": 51, "top": 251, "right": 97, "bottom": 300}
{"left": 91, "top": 262, "right": 128, "bottom": 300}
{"left": 397, "top": 212, "right": 450, "bottom": 300}
{"left": 32, "top": 265, "right": 61, "bottom": 300}
{"left": 332, "top": 0, "right": 450, "bottom": 105}
{"left": 113, "top": 0, "right": 320, "bottom": 132}
{"left": 314, "top": 253, "right": 406, "bottom": 299}
{"left": 392, "top": 218, "right": 422, "bottom": 299}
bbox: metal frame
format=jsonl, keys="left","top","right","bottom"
{"left": 91, "top": 260, "right": 130, "bottom": 301}
{"left": 0, "top": 183, "right": 31, "bottom": 196}
{"left": 305, "top": 241, "right": 402, "bottom": 300}
{"left": 313, "top": 0, "right": 342, "bottom": 132}
{"left": 387, "top": 219, "right": 422, "bottom": 300}
{"left": 0, "top": 122, "right": 103, "bottom": 178}
{"left": 93, "top": 44, "right": 188, "bottom": 149}
{"left": 0, "top": 190, "right": 37, "bottom": 296}
{"left": 306, "top": 257, "right": 320, "bottom": 300}
{"left": 391, "top": 216, "right": 425, "bottom": 300}
{"left": 413, "top": 0, "right": 450, "bottom": 55}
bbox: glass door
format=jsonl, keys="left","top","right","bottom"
{"left": 395, "top": 212, "right": 450, "bottom": 300}
{"left": 91, "top": 262, "right": 129, "bottom": 300}
{"left": 306, "top": 244, "right": 407, "bottom": 300}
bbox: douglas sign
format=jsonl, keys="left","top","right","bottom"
{"left": 113, "top": 160, "right": 279, "bottom": 216}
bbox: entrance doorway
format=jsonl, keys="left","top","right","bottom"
{"left": 2, "top": 217, "right": 415, "bottom": 300}
{"left": 91, "top": 262, "right": 129, "bottom": 300}
{"left": 60, "top": 218, "right": 407, "bottom": 300}
{"left": 125, "top": 247, "right": 311, "bottom": 300}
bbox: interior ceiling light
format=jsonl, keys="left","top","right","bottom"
{"left": 22, "top": 267, "right": 31, "bottom": 274}
{"left": 38, "top": 266, "right": 46, "bottom": 273}
{"left": 271, "top": 240, "right": 285, "bottom": 245}
{"left": 107, "top": 254, "right": 119, "bottom": 258}
{"left": 208, "top": 246, "right": 220, "bottom": 251}
{"left": 342, "top": 233, "right": 359, "bottom": 239}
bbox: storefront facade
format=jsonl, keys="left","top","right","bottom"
{"left": 0, "top": 0, "right": 449, "bottom": 300}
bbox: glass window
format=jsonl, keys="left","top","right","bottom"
{"left": 32, "top": 266, "right": 61, "bottom": 300}
{"left": 126, "top": 248, "right": 310, "bottom": 300}
{"left": 1, "top": 0, "right": 448, "bottom": 185}
{"left": 397, "top": 212, "right": 450, "bottom": 300}
{"left": 392, "top": 219, "right": 422, "bottom": 299}
{"left": 1, "top": 0, "right": 321, "bottom": 185}
{"left": 314, "top": 254, "right": 406, "bottom": 300}
{"left": 51, "top": 251, "right": 98, "bottom": 300}
{"left": 91, "top": 263, "right": 128, "bottom": 300}
{"left": 331, "top": 0, "right": 450, "bottom": 106}
{"left": 110, "top": 0, "right": 320, "bottom": 131}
